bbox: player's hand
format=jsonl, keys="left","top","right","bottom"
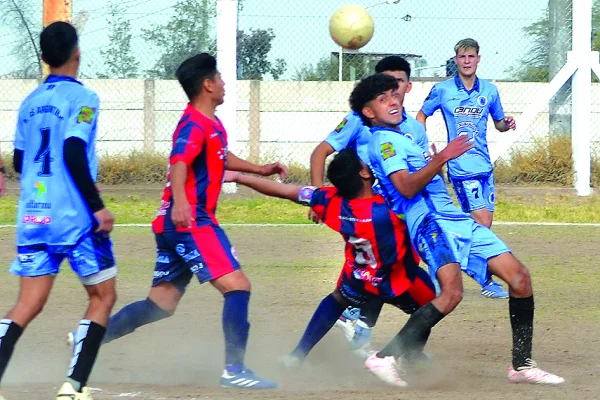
{"left": 172, "top": 199, "right": 193, "bottom": 228}
{"left": 224, "top": 170, "right": 241, "bottom": 183}
{"left": 439, "top": 135, "right": 473, "bottom": 161}
{"left": 94, "top": 208, "right": 115, "bottom": 233}
{"left": 308, "top": 209, "right": 322, "bottom": 224}
{"left": 259, "top": 162, "right": 289, "bottom": 180}
{"left": 504, "top": 116, "right": 516, "bottom": 130}
{"left": 0, "top": 173, "right": 5, "bottom": 197}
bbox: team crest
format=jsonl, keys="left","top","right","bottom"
{"left": 380, "top": 142, "right": 396, "bottom": 160}
{"left": 334, "top": 118, "right": 347, "bottom": 132}
{"left": 477, "top": 96, "right": 487, "bottom": 107}
{"left": 77, "top": 106, "right": 96, "bottom": 124}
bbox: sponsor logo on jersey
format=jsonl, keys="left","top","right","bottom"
{"left": 380, "top": 142, "right": 396, "bottom": 160}
{"left": 454, "top": 106, "right": 483, "bottom": 118}
{"left": 22, "top": 215, "right": 52, "bottom": 225}
{"left": 352, "top": 268, "right": 383, "bottom": 286}
{"left": 477, "top": 95, "right": 488, "bottom": 107}
{"left": 334, "top": 118, "right": 348, "bottom": 132}
{"left": 77, "top": 106, "right": 96, "bottom": 124}
{"left": 34, "top": 181, "right": 47, "bottom": 199}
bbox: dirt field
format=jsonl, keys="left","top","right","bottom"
{"left": 0, "top": 224, "right": 598, "bottom": 400}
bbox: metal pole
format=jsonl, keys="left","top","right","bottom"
{"left": 571, "top": 0, "right": 592, "bottom": 196}
{"left": 42, "top": 0, "right": 73, "bottom": 78}
{"left": 339, "top": 46, "right": 343, "bottom": 81}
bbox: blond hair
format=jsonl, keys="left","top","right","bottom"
{"left": 454, "top": 38, "right": 480, "bottom": 54}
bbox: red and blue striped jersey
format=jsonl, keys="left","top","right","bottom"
{"left": 152, "top": 104, "right": 228, "bottom": 233}
{"left": 303, "top": 186, "right": 421, "bottom": 296}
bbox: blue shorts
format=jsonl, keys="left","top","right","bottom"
{"left": 10, "top": 232, "right": 117, "bottom": 285}
{"left": 153, "top": 225, "right": 241, "bottom": 292}
{"left": 451, "top": 173, "right": 495, "bottom": 213}
{"left": 415, "top": 214, "right": 510, "bottom": 286}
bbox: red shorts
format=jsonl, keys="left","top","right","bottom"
{"left": 153, "top": 225, "right": 240, "bottom": 292}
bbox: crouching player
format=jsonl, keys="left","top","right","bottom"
{"left": 226, "top": 148, "right": 437, "bottom": 387}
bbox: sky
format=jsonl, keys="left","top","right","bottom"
{"left": 0, "top": 0, "right": 553, "bottom": 80}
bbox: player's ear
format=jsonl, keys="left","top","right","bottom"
{"left": 72, "top": 47, "right": 81, "bottom": 63}
{"left": 359, "top": 165, "right": 372, "bottom": 180}
{"left": 406, "top": 81, "right": 412, "bottom": 94}
{"left": 202, "top": 77, "right": 213, "bottom": 93}
{"left": 361, "top": 105, "right": 375, "bottom": 121}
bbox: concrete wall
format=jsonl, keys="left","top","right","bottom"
{"left": 0, "top": 78, "right": 593, "bottom": 167}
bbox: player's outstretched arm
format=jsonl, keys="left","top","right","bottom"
{"left": 310, "top": 142, "right": 335, "bottom": 187}
{"left": 227, "top": 152, "right": 288, "bottom": 180}
{"left": 225, "top": 171, "right": 303, "bottom": 204}
{"left": 390, "top": 136, "right": 472, "bottom": 199}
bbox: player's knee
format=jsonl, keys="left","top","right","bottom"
{"left": 438, "top": 286, "right": 463, "bottom": 313}
{"left": 507, "top": 264, "right": 532, "bottom": 296}
{"left": 89, "top": 288, "right": 117, "bottom": 312}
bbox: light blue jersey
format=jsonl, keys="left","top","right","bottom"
{"left": 368, "top": 126, "right": 509, "bottom": 286}
{"left": 14, "top": 75, "right": 100, "bottom": 248}
{"left": 421, "top": 76, "right": 505, "bottom": 179}
{"left": 326, "top": 110, "right": 429, "bottom": 164}
{"left": 367, "top": 126, "right": 469, "bottom": 239}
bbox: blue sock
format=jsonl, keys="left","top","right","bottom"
{"left": 222, "top": 290, "right": 251, "bottom": 373}
{"left": 102, "top": 298, "right": 172, "bottom": 344}
{"left": 292, "top": 294, "right": 346, "bottom": 358}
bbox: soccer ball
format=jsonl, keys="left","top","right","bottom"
{"left": 329, "top": 5, "right": 375, "bottom": 50}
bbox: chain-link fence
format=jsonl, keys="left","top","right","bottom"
{"left": 1, "top": 0, "right": 597, "bottom": 185}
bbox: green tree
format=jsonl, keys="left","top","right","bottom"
{"left": 0, "top": 0, "right": 41, "bottom": 78}
{"left": 143, "top": 0, "right": 214, "bottom": 78}
{"left": 237, "top": 28, "right": 287, "bottom": 80}
{"left": 293, "top": 53, "right": 377, "bottom": 81}
{"left": 100, "top": 3, "right": 139, "bottom": 78}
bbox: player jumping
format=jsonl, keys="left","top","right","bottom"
{"left": 353, "top": 73, "right": 563, "bottom": 385}
{"left": 78, "top": 53, "right": 285, "bottom": 389}
{"left": 416, "top": 38, "right": 516, "bottom": 299}
{"left": 0, "top": 22, "right": 117, "bottom": 400}
{"left": 226, "top": 148, "right": 436, "bottom": 387}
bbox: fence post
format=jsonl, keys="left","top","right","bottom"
{"left": 143, "top": 79, "right": 156, "bottom": 154}
{"left": 248, "top": 80, "right": 261, "bottom": 163}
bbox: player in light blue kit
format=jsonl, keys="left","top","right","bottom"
{"left": 354, "top": 73, "right": 563, "bottom": 385}
{"left": 309, "top": 56, "right": 429, "bottom": 358}
{"left": 0, "top": 22, "right": 116, "bottom": 400}
{"left": 417, "top": 38, "right": 516, "bottom": 299}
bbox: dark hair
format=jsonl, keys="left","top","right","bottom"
{"left": 40, "top": 21, "right": 78, "bottom": 68}
{"left": 375, "top": 55, "right": 411, "bottom": 79}
{"left": 349, "top": 73, "right": 398, "bottom": 126}
{"left": 175, "top": 53, "right": 218, "bottom": 100}
{"left": 326, "top": 148, "right": 364, "bottom": 199}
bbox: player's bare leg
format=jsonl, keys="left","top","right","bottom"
{"left": 488, "top": 253, "right": 564, "bottom": 385}
{"left": 61, "top": 277, "right": 117, "bottom": 397}
{"left": 0, "top": 276, "right": 54, "bottom": 387}
{"left": 472, "top": 209, "right": 509, "bottom": 299}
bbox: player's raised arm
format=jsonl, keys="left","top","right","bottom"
{"left": 386, "top": 135, "right": 472, "bottom": 199}
{"left": 227, "top": 152, "right": 288, "bottom": 180}
{"left": 309, "top": 141, "right": 335, "bottom": 187}
{"left": 416, "top": 109, "right": 428, "bottom": 128}
{"left": 224, "top": 171, "right": 305, "bottom": 204}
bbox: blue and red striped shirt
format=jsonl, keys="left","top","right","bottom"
{"left": 303, "top": 186, "right": 421, "bottom": 297}
{"left": 153, "top": 104, "right": 228, "bottom": 233}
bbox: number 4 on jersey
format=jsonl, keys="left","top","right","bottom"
{"left": 34, "top": 128, "right": 53, "bottom": 176}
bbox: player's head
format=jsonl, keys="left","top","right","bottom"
{"left": 454, "top": 38, "right": 480, "bottom": 78}
{"left": 375, "top": 55, "right": 412, "bottom": 103}
{"left": 176, "top": 53, "right": 225, "bottom": 105}
{"left": 40, "top": 21, "right": 80, "bottom": 70}
{"left": 350, "top": 73, "right": 401, "bottom": 128}
{"left": 327, "top": 148, "right": 374, "bottom": 199}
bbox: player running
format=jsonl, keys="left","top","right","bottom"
{"left": 79, "top": 53, "right": 285, "bottom": 389}
{"left": 226, "top": 148, "right": 436, "bottom": 387}
{"left": 0, "top": 155, "right": 6, "bottom": 196}
{"left": 0, "top": 22, "right": 117, "bottom": 400}
{"left": 354, "top": 73, "right": 564, "bottom": 385}
{"left": 416, "top": 38, "right": 516, "bottom": 299}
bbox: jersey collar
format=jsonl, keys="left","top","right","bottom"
{"left": 370, "top": 125, "right": 401, "bottom": 134}
{"left": 44, "top": 75, "right": 83, "bottom": 85}
{"left": 453, "top": 75, "right": 479, "bottom": 94}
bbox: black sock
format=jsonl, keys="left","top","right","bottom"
{"left": 360, "top": 298, "right": 384, "bottom": 328}
{"left": 509, "top": 296, "right": 534, "bottom": 369}
{"left": 292, "top": 294, "right": 346, "bottom": 358}
{"left": 0, "top": 319, "right": 23, "bottom": 384}
{"left": 68, "top": 320, "right": 106, "bottom": 392}
{"left": 103, "top": 298, "right": 172, "bottom": 344}
{"left": 378, "top": 303, "right": 444, "bottom": 359}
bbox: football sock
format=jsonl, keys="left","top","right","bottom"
{"left": 359, "top": 297, "right": 384, "bottom": 328}
{"left": 377, "top": 302, "right": 444, "bottom": 359}
{"left": 68, "top": 320, "right": 106, "bottom": 392}
{"left": 509, "top": 295, "right": 534, "bottom": 369}
{"left": 291, "top": 293, "right": 346, "bottom": 358}
{"left": 223, "top": 290, "right": 251, "bottom": 373}
{"left": 102, "top": 298, "right": 172, "bottom": 344}
{"left": 0, "top": 320, "right": 23, "bottom": 384}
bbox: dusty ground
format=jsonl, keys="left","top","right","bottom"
{"left": 0, "top": 224, "right": 598, "bottom": 400}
